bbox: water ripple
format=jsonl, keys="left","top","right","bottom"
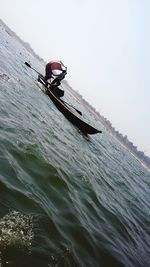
{"left": 0, "top": 23, "right": 150, "bottom": 267}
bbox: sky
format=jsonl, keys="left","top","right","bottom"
{"left": 0, "top": 0, "right": 150, "bottom": 156}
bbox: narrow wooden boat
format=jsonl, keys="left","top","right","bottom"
{"left": 38, "top": 76, "right": 102, "bottom": 135}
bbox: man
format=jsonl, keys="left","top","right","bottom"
{"left": 44, "top": 60, "right": 67, "bottom": 86}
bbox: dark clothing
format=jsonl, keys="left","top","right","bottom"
{"left": 45, "top": 62, "right": 53, "bottom": 81}
{"left": 44, "top": 61, "right": 67, "bottom": 89}
{"left": 51, "top": 70, "right": 67, "bottom": 86}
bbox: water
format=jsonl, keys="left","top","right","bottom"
{"left": 0, "top": 21, "right": 150, "bottom": 267}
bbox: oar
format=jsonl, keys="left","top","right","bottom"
{"left": 25, "top": 62, "right": 82, "bottom": 116}
{"left": 24, "top": 62, "right": 43, "bottom": 77}
{"left": 61, "top": 100, "right": 82, "bottom": 116}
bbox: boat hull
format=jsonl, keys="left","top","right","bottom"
{"left": 38, "top": 77, "right": 101, "bottom": 135}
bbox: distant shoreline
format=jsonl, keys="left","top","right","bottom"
{"left": 63, "top": 81, "right": 150, "bottom": 170}
{"left": 0, "top": 18, "right": 149, "bottom": 171}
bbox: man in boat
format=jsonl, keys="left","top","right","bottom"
{"left": 44, "top": 60, "right": 67, "bottom": 86}
{"left": 37, "top": 60, "right": 67, "bottom": 97}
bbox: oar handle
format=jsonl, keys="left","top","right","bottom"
{"left": 24, "top": 62, "right": 82, "bottom": 116}
{"left": 25, "top": 62, "right": 31, "bottom": 68}
{"left": 24, "top": 62, "right": 43, "bottom": 76}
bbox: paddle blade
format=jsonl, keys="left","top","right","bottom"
{"left": 76, "top": 109, "right": 82, "bottom": 116}
{"left": 25, "top": 62, "right": 31, "bottom": 68}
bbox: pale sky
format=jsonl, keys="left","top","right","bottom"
{"left": 0, "top": 0, "right": 150, "bottom": 156}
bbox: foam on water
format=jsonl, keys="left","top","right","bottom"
{"left": 0, "top": 19, "right": 150, "bottom": 267}
{"left": 0, "top": 210, "right": 34, "bottom": 265}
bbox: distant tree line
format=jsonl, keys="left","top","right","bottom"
{"left": 1, "top": 18, "right": 149, "bottom": 169}
{"left": 72, "top": 90, "right": 150, "bottom": 169}
{"left": 0, "top": 19, "right": 45, "bottom": 64}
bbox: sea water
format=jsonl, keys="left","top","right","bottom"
{"left": 0, "top": 22, "right": 150, "bottom": 267}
